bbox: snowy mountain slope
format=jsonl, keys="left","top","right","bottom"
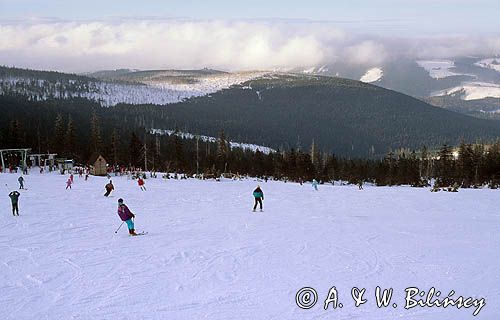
{"left": 89, "top": 68, "right": 268, "bottom": 98}
{"left": 360, "top": 67, "right": 383, "bottom": 83}
{"left": 0, "top": 67, "right": 267, "bottom": 107}
{"left": 150, "top": 129, "right": 275, "bottom": 154}
{"left": 0, "top": 76, "right": 199, "bottom": 106}
{"left": 0, "top": 172, "right": 497, "bottom": 319}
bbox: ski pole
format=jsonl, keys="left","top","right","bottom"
{"left": 115, "top": 221, "right": 125, "bottom": 233}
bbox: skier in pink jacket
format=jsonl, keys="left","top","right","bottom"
{"left": 117, "top": 198, "right": 138, "bottom": 236}
{"left": 66, "top": 178, "right": 72, "bottom": 189}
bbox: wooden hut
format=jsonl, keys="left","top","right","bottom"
{"left": 88, "top": 153, "right": 108, "bottom": 176}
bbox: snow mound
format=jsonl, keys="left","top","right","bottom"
{"left": 360, "top": 67, "right": 383, "bottom": 83}
{"left": 432, "top": 82, "right": 500, "bottom": 100}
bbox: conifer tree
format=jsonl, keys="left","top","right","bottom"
{"left": 129, "top": 132, "right": 143, "bottom": 168}
{"left": 90, "top": 111, "right": 102, "bottom": 153}
{"left": 53, "top": 114, "right": 65, "bottom": 154}
{"left": 64, "top": 115, "right": 76, "bottom": 159}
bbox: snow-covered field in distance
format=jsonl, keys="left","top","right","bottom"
{"left": 0, "top": 172, "right": 498, "bottom": 320}
{"left": 474, "top": 58, "right": 500, "bottom": 73}
{"left": 432, "top": 82, "right": 500, "bottom": 100}
{"left": 416, "top": 60, "right": 465, "bottom": 79}
{"left": 360, "top": 67, "right": 383, "bottom": 83}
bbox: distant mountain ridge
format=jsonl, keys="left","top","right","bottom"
{"left": 0, "top": 66, "right": 265, "bottom": 107}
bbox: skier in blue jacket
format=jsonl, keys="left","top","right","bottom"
{"left": 312, "top": 179, "right": 319, "bottom": 191}
{"left": 252, "top": 185, "right": 264, "bottom": 212}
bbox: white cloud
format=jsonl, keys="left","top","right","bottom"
{"left": 0, "top": 19, "right": 498, "bottom": 72}
{"left": 345, "top": 40, "right": 387, "bottom": 66}
{"left": 0, "top": 19, "right": 346, "bottom": 72}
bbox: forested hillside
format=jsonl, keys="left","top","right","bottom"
{"left": 158, "top": 75, "right": 500, "bottom": 156}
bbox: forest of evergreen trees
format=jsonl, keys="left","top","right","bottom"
{"left": 1, "top": 95, "right": 500, "bottom": 189}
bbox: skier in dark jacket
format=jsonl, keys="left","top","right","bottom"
{"left": 117, "top": 198, "right": 138, "bottom": 235}
{"left": 9, "top": 191, "right": 20, "bottom": 216}
{"left": 104, "top": 180, "right": 114, "bottom": 197}
{"left": 18, "top": 176, "right": 25, "bottom": 189}
{"left": 252, "top": 185, "right": 264, "bottom": 212}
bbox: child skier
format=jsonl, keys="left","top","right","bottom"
{"left": 66, "top": 178, "right": 72, "bottom": 189}
{"left": 117, "top": 198, "right": 138, "bottom": 236}
{"left": 18, "top": 176, "right": 24, "bottom": 189}
{"left": 252, "top": 185, "right": 264, "bottom": 212}
{"left": 70, "top": 174, "right": 74, "bottom": 183}
{"left": 104, "top": 180, "right": 114, "bottom": 197}
{"left": 8, "top": 191, "right": 20, "bottom": 216}
{"left": 138, "top": 177, "right": 146, "bottom": 191}
{"left": 312, "top": 179, "right": 319, "bottom": 191}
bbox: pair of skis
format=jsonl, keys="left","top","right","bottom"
{"left": 130, "top": 231, "right": 148, "bottom": 236}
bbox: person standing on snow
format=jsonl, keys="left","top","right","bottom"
{"left": 18, "top": 176, "right": 25, "bottom": 190}
{"left": 8, "top": 191, "right": 20, "bottom": 216}
{"left": 312, "top": 179, "right": 319, "bottom": 191}
{"left": 70, "top": 174, "right": 74, "bottom": 183}
{"left": 117, "top": 198, "right": 138, "bottom": 236}
{"left": 138, "top": 177, "right": 146, "bottom": 191}
{"left": 252, "top": 185, "right": 264, "bottom": 212}
{"left": 66, "top": 178, "right": 72, "bottom": 189}
{"left": 104, "top": 180, "right": 114, "bottom": 197}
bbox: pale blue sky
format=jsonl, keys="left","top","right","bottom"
{"left": 1, "top": 0, "right": 499, "bottom": 35}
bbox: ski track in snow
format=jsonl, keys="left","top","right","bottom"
{"left": 0, "top": 172, "right": 499, "bottom": 319}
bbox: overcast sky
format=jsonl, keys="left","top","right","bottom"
{"left": 0, "top": 0, "right": 499, "bottom": 72}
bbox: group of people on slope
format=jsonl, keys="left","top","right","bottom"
{"left": 6, "top": 173, "right": 325, "bottom": 236}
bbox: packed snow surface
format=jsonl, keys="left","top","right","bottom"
{"left": 416, "top": 60, "right": 463, "bottom": 79}
{"left": 360, "top": 67, "right": 383, "bottom": 83}
{"left": 1, "top": 172, "right": 499, "bottom": 319}
{"left": 432, "top": 82, "right": 500, "bottom": 100}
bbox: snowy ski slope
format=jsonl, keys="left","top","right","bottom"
{"left": 0, "top": 172, "right": 498, "bottom": 319}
